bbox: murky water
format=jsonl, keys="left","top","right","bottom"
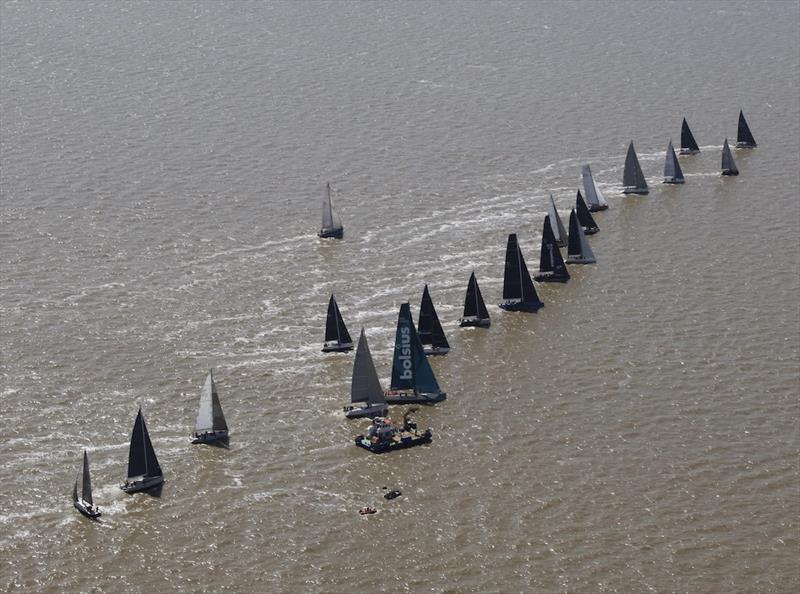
{"left": 1, "top": 1, "right": 798, "bottom": 592}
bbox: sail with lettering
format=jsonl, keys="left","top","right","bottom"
{"left": 344, "top": 328, "right": 389, "bottom": 419}
{"left": 663, "top": 140, "right": 685, "bottom": 184}
{"left": 565, "top": 209, "right": 596, "bottom": 264}
{"left": 576, "top": 190, "right": 599, "bottom": 235}
{"left": 534, "top": 215, "right": 570, "bottom": 283}
{"left": 546, "top": 194, "right": 567, "bottom": 247}
{"left": 121, "top": 408, "right": 164, "bottom": 494}
{"left": 318, "top": 182, "right": 343, "bottom": 238}
{"left": 736, "top": 110, "right": 757, "bottom": 148}
{"left": 459, "top": 271, "right": 490, "bottom": 327}
{"left": 191, "top": 370, "right": 229, "bottom": 446}
{"left": 721, "top": 138, "right": 739, "bottom": 176}
{"left": 322, "top": 294, "right": 354, "bottom": 352}
{"left": 418, "top": 284, "right": 450, "bottom": 355}
{"left": 680, "top": 118, "right": 700, "bottom": 154}
{"left": 581, "top": 164, "right": 608, "bottom": 211}
{"left": 622, "top": 141, "right": 649, "bottom": 194}
{"left": 499, "top": 233, "right": 544, "bottom": 312}
{"left": 386, "top": 302, "right": 446, "bottom": 404}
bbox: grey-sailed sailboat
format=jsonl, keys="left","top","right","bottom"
{"left": 721, "top": 138, "right": 739, "bottom": 176}
{"left": 663, "top": 140, "right": 685, "bottom": 184}
{"left": 680, "top": 118, "right": 700, "bottom": 154}
{"left": 622, "top": 141, "right": 649, "bottom": 194}
{"left": 121, "top": 407, "right": 164, "bottom": 494}
{"left": 343, "top": 328, "right": 389, "bottom": 419}
{"left": 534, "top": 215, "right": 570, "bottom": 283}
{"left": 581, "top": 164, "right": 608, "bottom": 211}
{"left": 73, "top": 450, "right": 101, "bottom": 519}
{"left": 191, "top": 370, "right": 229, "bottom": 446}
{"left": 736, "top": 110, "right": 757, "bottom": 148}
{"left": 318, "top": 182, "right": 343, "bottom": 238}
{"left": 546, "top": 193, "right": 567, "bottom": 247}
{"left": 459, "top": 271, "right": 490, "bottom": 327}
{"left": 565, "top": 209, "right": 596, "bottom": 264}
{"left": 418, "top": 284, "right": 450, "bottom": 355}
{"left": 322, "top": 294, "right": 354, "bottom": 352}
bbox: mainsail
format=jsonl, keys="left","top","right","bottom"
{"left": 462, "top": 271, "right": 490, "bottom": 321}
{"left": 663, "top": 140, "right": 684, "bottom": 183}
{"left": 324, "top": 294, "right": 352, "bottom": 345}
{"left": 581, "top": 164, "right": 608, "bottom": 210}
{"left": 319, "top": 182, "right": 343, "bottom": 236}
{"left": 546, "top": 194, "right": 567, "bottom": 247}
{"left": 566, "top": 209, "right": 596, "bottom": 263}
{"left": 622, "top": 141, "right": 649, "bottom": 194}
{"left": 576, "top": 190, "right": 599, "bottom": 233}
{"left": 81, "top": 450, "right": 93, "bottom": 506}
{"left": 418, "top": 285, "right": 449, "bottom": 350}
{"left": 195, "top": 371, "right": 228, "bottom": 434}
{"left": 736, "top": 110, "right": 757, "bottom": 147}
{"left": 351, "top": 328, "right": 386, "bottom": 407}
{"left": 389, "top": 303, "right": 442, "bottom": 395}
{"left": 502, "top": 233, "right": 541, "bottom": 304}
{"left": 721, "top": 138, "right": 739, "bottom": 175}
{"left": 538, "top": 215, "right": 569, "bottom": 280}
{"left": 680, "top": 118, "right": 700, "bottom": 153}
{"left": 127, "top": 408, "right": 162, "bottom": 480}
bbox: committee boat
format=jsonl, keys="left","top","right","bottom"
{"left": 344, "top": 328, "right": 389, "bottom": 419}
{"left": 534, "top": 215, "right": 570, "bottom": 283}
{"left": 622, "top": 141, "right": 649, "bottom": 194}
{"left": 459, "top": 271, "right": 490, "bottom": 327}
{"left": 385, "top": 303, "right": 446, "bottom": 405}
{"left": 318, "top": 182, "right": 343, "bottom": 238}
{"left": 191, "top": 370, "right": 229, "bottom": 446}
{"left": 576, "top": 190, "right": 599, "bottom": 235}
{"left": 721, "top": 138, "right": 739, "bottom": 176}
{"left": 680, "top": 118, "right": 700, "bottom": 154}
{"left": 499, "top": 233, "right": 544, "bottom": 312}
{"left": 121, "top": 408, "right": 164, "bottom": 494}
{"left": 354, "top": 408, "right": 432, "bottom": 454}
{"left": 736, "top": 110, "right": 757, "bottom": 148}
{"left": 663, "top": 140, "right": 685, "bottom": 184}
{"left": 565, "top": 209, "right": 596, "bottom": 264}
{"left": 581, "top": 164, "right": 608, "bottom": 211}
{"left": 72, "top": 450, "right": 101, "bottom": 520}
{"left": 322, "top": 294, "right": 354, "bottom": 352}
{"left": 418, "top": 284, "right": 450, "bottom": 355}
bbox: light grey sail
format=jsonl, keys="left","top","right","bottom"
{"left": 581, "top": 164, "right": 608, "bottom": 210}
{"left": 195, "top": 371, "right": 228, "bottom": 433}
{"left": 319, "top": 182, "right": 343, "bottom": 237}
{"left": 663, "top": 140, "right": 684, "bottom": 184}
{"left": 547, "top": 193, "right": 567, "bottom": 247}
{"left": 81, "top": 450, "right": 93, "bottom": 506}
{"left": 351, "top": 328, "right": 386, "bottom": 407}
{"left": 622, "top": 142, "right": 649, "bottom": 194}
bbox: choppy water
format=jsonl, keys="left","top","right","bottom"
{"left": 1, "top": 1, "right": 798, "bottom": 592}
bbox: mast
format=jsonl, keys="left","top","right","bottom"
{"left": 681, "top": 118, "right": 700, "bottom": 153}
{"left": 737, "top": 110, "right": 757, "bottom": 147}
{"left": 418, "top": 285, "right": 449, "bottom": 349}
{"left": 389, "top": 303, "right": 441, "bottom": 394}
{"left": 576, "top": 190, "right": 599, "bottom": 232}
{"left": 663, "top": 140, "right": 684, "bottom": 183}
{"left": 623, "top": 142, "right": 649, "bottom": 194}
{"left": 351, "top": 328, "right": 386, "bottom": 407}
{"left": 82, "top": 450, "right": 93, "bottom": 506}
{"left": 721, "top": 138, "right": 739, "bottom": 175}
{"left": 547, "top": 194, "right": 567, "bottom": 247}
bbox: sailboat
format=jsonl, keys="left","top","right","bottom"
{"left": 581, "top": 164, "right": 608, "bottom": 211}
{"left": 191, "top": 370, "right": 229, "bottom": 446}
{"left": 385, "top": 302, "right": 446, "bottom": 405}
{"left": 576, "top": 190, "right": 599, "bottom": 235}
{"left": 736, "top": 110, "right": 757, "bottom": 148}
{"left": 546, "top": 193, "right": 567, "bottom": 247}
{"left": 318, "top": 182, "right": 343, "bottom": 238}
{"left": 459, "top": 271, "right": 490, "bottom": 327}
{"left": 499, "top": 233, "right": 544, "bottom": 312}
{"left": 417, "top": 284, "right": 450, "bottom": 355}
{"left": 322, "top": 294, "right": 354, "bottom": 352}
{"left": 565, "top": 209, "right": 596, "bottom": 264}
{"left": 680, "top": 118, "right": 700, "bottom": 154}
{"left": 120, "top": 408, "right": 164, "bottom": 494}
{"left": 343, "top": 328, "right": 389, "bottom": 419}
{"left": 663, "top": 140, "right": 685, "bottom": 184}
{"left": 72, "top": 450, "right": 101, "bottom": 520}
{"left": 534, "top": 215, "right": 570, "bottom": 283}
{"left": 721, "top": 138, "right": 739, "bottom": 176}
{"left": 622, "top": 141, "right": 649, "bottom": 194}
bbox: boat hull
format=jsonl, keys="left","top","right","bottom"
{"left": 721, "top": 170, "right": 739, "bottom": 176}
{"left": 422, "top": 346, "right": 449, "bottom": 356}
{"left": 663, "top": 178, "right": 685, "bottom": 184}
{"left": 121, "top": 475, "right": 165, "bottom": 494}
{"left": 459, "top": 317, "right": 490, "bottom": 328}
{"left": 191, "top": 430, "right": 229, "bottom": 446}
{"left": 318, "top": 228, "right": 343, "bottom": 239}
{"left": 354, "top": 429, "right": 433, "bottom": 454}
{"left": 344, "top": 403, "right": 389, "bottom": 419}
{"left": 533, "top": 273, "right": 569, "bottom": 283}
{"left": 587, "top": 204, "right": 608, "bottom": 212}
{"left": 582, "top": 227, "right": 599, "bottom": 235}
{"left": 679, "top": 148, "right": 700, "bottom": 155}
{"left": 622, "top": 187, "right": 649, "bottom": 195}
{"left": 385, "top": 391, "right": 446, "bottom": 405}
{"left": 498, "top": 300, "right": 544, "bottom": 312}
{"left": 735, "top": 142, "right": 756, "bottom": 148}
{"left": 565, "top": 256, "right": 596, "bottom": 264}
{"left": 73, "top": 501, "right": 101, "bottom": 520}
{"left": 322, "top": 341, "right": 354, "bottom": 353}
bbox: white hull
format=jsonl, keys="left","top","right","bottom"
{"left": 344, "top": 403, "right": 389, "bottom": 419}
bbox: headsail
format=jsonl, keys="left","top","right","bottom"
{"left": 736, "top": 110, "right": 757, "bottom": 147}
{"left": 680, "top": 118, "right": 700, "bottom": 153}
{"left": 663, "top": 140, "right": 685, "bottom": 183}
{"left": 576, "top": 190, "right": 599, "bottom": 233}
{"left": 462, "top": 271, "right": 490, "bottom": 321}
{"left": 418, "top": 285, "right": 449, "bottom": 350}
{"left": 351, "top": 328, "right": 386, "bottom": 407}
{"left": 546, "top": 194, "right": 567, "bottom": 247}
{"left": 721, "top": 138, "right": 739, "bottom": 175}
{"left": 389, "top": 303, "right": 441, "bottom": 394}
{"left": 324, "top": 294, "right": 352, "bottom": 345}
{"left": 195, "top": 371, "right": 228, "bottom": 434}
{"left": 581, "top": 164, "right": 608, "bottom": 210}
{"left": 622, "top": 141, "right": 649, "bottom": 194}
{"left": 538, "top": 215, "right": 569, "bottom": 279}
{"left": 566, "top": 209, "right": 596, "bottom": 263}
{"left": 127, "top": 408, "right": 162, "bottom": 480}
{"left": 81, "top": 450, "right": 93, "bottom": 506}
{"left": 319, "top": 182, "right": 343, "bottom": 237}
{"left": 502, "top": 233, "right": 541, "bottom": 304}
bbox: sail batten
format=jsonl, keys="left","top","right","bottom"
{"left": 622, "top": 142, "right": 649, "bottom": 194}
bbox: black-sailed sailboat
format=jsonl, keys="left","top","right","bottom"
{"left": 385, "top": 302, "right": 446, "bottom": 405}
{"left": 566, "top": 209, "right": 596, "bottom": 264}
{"left": 622, "top": 141, "right": 649, "bottom": 195}
{"left": 663, "top": 140, "right": 685, "bottom": 184}
{"left": 344, "top": 328, "right": 389, "bottom": 419}
{"left": 546, "top": 193, "right": 567, "bottom": 247}
{"left": 721, "top": 138, "right": 739, "bottom": 176}
{"left": 576, "top": 190, "right": 599, "bottom": 235}
{"left": 191, "top": 370, "right": 229, "bottom": 446}
{"left": 680, "top": 118, "right": 700, "bottom": 154}
{"left": 418, "top": 284, "right": 450, "bottom": 355}
{"left": 73, "top": 450, "right": 101, "bottom": 520}
{"left": 318, "top": 182, "right": 343, "bottom": 238}
{"left": 499, "top": 233, "right": 544, "bottom": 312}
{"left": 459, "top": 271, "right": 490, "bottom": 327}
{"left": 121, "top": 408, "right": 164, "bottom": 494}
{"left": 322, "top": 294, "right": 354, "bottom": 352}
{"left": 736, "top": 110, "right": 757, "bottom": 148}
{"left": 534, "top": 215, "right": 570, "bottom": 283}
{"left": 581, "top": 164, "right": 608, "bottom": 211}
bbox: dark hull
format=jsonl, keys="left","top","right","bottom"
{"left": 321, "top": 342, "right": 354, "bottom": 353}
{"left": 121, "top": 475, "right": 164, "bottom": 494}
{"left": 679, "top": 148, "right": 700, "bottom": 155}
{"left": 191, "top": 430, "right": 229, "bottom": 446}
{"left": 663, "top": 179, "right": 685, "bottom": 184}
{"left": 318, "top": 228, "right": 343, "bottom": 239}
{"left": 588, "top": 204, "right": 608, "bottom": 212}
{"left": 354, "top": 429, "right": 433, "bottom": 454}
{"left": 73, "top": 501, "right": 101, "bottom": 520}
{"left": 582, "top": 227, "right": 599, "bottom": 235}
{"left": 721, "top": 170, "right": 739, "bottom": 176}
{"left": 422, "top": 346, "right": 450, "bottom": 356}
{"left": 344, "top": 404, "right": 389, "bottom": 419}
{"left": 735, "top": 142, "right": 756, "bottom": 148}
{"left": 459, "top": 317, "right": 490, "bottom": 328}
{"left": 533, "top": 273, "right": 569, "bottom": 283}
{"left": 385, "top": 391, "right": 446, "bottom": 405}
{"left": 499, "top": 300, "right": 544, "bottom": 312}
{"left": 622, "top": 188, "right": 649, "bottom": 195}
